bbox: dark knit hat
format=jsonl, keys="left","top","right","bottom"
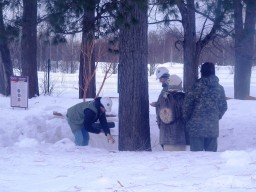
{"left": 200, "top": 62, "right": 215, "bottom": 77}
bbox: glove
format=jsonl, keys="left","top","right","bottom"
{"left": 150, "top": 102, "right": 156, "bottom": 107}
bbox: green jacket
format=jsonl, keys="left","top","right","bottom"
{"left": 183, "top": 75, "right": 227, "bottom": 138}
{"left": 67, "top": 101, "right": 97, "bottom": 132}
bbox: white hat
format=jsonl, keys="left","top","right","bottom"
{"left": 100, "top": 97, "right": 112, "bottom": 112}
{"left": 155, "top": 67, "right": 169, "bottom": 79}
{"left": 168, "top": 74, "right": 182, "bottom": 86}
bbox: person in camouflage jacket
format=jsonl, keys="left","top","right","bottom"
{"left": 182, "top": 62, "right": 227, "bottom": 152}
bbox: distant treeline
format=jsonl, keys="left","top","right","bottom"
{"left": 9, "top": 28, "right": 245, "bottom": 74}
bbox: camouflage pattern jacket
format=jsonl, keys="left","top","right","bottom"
{"left": 182, "top": 75, "right": 227, "bottom": 138}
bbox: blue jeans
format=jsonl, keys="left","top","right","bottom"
{"left": 72, "top": 128, "right": 89, "bottom": 146}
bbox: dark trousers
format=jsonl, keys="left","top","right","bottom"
{"left": 190, "top": 137, "right": 217, "bottom": 152}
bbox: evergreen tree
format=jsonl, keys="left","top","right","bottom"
{"left": 21, "top": 0, "right": 39, "bottom": 98}
{"left": 118, "top": 0, "right": 151, "bottom": 151}
{"left": 151, "top": 0, "right": 233, "bottom": 91}
{"left": 233, "top": 0, "right": 256, "bottom": 99}
{"left": 0, "top": 1, "right": 13, "bottom": 96}
{"left": 45, "top": 0, "right": 119, "bottom": 99}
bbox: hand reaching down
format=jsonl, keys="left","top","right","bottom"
{"left": 106, "top": 134, "right": 115, "bottom": 144}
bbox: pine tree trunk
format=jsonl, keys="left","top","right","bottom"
{"left": 21, "top": 0, "right": 38, "bottom": 98}
{"left": 118, "top": 0, "right": 151, "bottom": 151}
{"left": 177, "top": 0, "right": 197, "bottom": 92}
{"left": 79, "top": 1, "right": 96, "bottom": 99}
{"left": 0, "top": 3, "right": 13, "bottom": 96}
{"left": 0, "top": 44, "right": 12, "bottom": 96}
{"left": 234, "top": 0, "right": 256, "bottom": 99}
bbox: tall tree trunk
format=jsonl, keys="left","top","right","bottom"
{"left": 79, "top": 1, "right": 96, "bottom": 99}
{"left": 21, "top": 0, "right": 39, "bottom": 98}
{"left": 234, "top": 0, "right": 256, "bottom": 99}
{"left": 177, "top": 0, "right": 197, "bottom": 92}
{"left": 119, "top": 0, "right": 151, "bottom": 151}
{"left": 0, "top": 2, "right": 13, "bottom": 96}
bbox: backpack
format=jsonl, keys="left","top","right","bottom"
{"left": 158, "top": 91, "right": 185, "bottom": 125}
{"left": 158, "top": 91, "right": 190, "bottom": 145}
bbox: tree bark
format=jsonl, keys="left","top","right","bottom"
{"left": 118, "top": 0, "right": 151, "bottom": 151}
{"left": 79, "top": 1, "right": 96, "bottom": 99}
{"left": 0, "top": 2, "right": 13, "bottom": 96}
{"left": 177, "top": 0, "right": 197, "bottom": 92}
{"left": 21, "top": 0, "right": 39, "bottom": 98}
{"left": 234, "top": 0, "right": 256, "bottom": 99}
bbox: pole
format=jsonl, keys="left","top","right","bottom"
{"left": 47, "top": 59, "right": 51, "bottom": 94}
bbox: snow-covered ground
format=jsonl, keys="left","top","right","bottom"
{"left": 0, "top": 63, "right": 256, "bottom": 192}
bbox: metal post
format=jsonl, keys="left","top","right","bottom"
{"left": 117, "top": 63, "right": 120, "bottom": 93}
{"left": 47, "top": 59, "right": 51, "bottom": 94}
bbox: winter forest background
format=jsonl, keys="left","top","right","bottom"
{"left": 0, "top": 0, "right": 256, "bottom": 151}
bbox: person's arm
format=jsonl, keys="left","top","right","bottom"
{"left": 98, "top": 112, "right": 110, "bottom": 135}
{"left": 83, "top": 109, "right": 101, "bottom": 134}
{"left": 218, "top": 86, "right": 228, "bottom": 119}
{"left": 98, "top": 111, "right": 115, "bottom": 143}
